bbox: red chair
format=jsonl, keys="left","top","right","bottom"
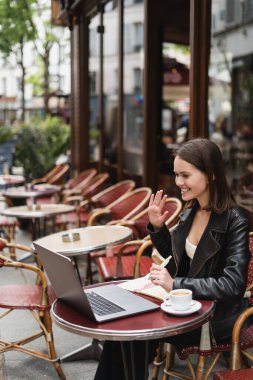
{"left": 32, "top": 164, "right": 69, "bottom": 186}
{"left": 55, "top": 179, "right": 135, "bottom": 230}
{"left": 0, "top": 239, "right": 65, "bottom": 379}
{"left": 213, "top": 368, "right": 253, "bottom": 380}
{"left": 61, "top": 169, "right": 98, "bottom": 201}
{"left": 54, "top": 173, "right": 110, "bottom": 231}
{"left": 0, "top": 216, "right": 19, "bottom": 246}
{"left": 87, "top": 187, "right": 152, "bottom": 226}
{"left": 64, "top": 168, "right": 97, "bottom": 190}
{"left": 152, "top": 232, "right": 253, "bottom": 380}
{"left": 96, "top": 198, "right": 182, "bottom": 282}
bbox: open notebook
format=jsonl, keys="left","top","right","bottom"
{"left": 118, "top": 275, "right": 170, "bottom": 301}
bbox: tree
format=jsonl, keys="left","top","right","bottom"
{"left": 25, "top": 0, "right": 69, "bottom": 116}
{"left": 0, "top": 0, "right": 37, "bottom": 121}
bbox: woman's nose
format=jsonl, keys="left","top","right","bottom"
{"left": 175, "top": 176, "right": 183, "bottom": 186}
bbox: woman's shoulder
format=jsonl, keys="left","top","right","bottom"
{"left": 224, "top": 206, "right": 249, "bottom": 230}
{"left": 229, "top": 206, "right": 248, "bottom": 221}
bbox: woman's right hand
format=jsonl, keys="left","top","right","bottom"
{"left": 148, "top": 190, "right": 169, "bottom": 229}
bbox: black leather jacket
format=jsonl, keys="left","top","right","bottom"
{"left": 147, "top": 205, "right": 250, "bottom": 342}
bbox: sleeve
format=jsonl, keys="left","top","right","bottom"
{"left": 147, "top": 222, "right": 173, "bottom": 258}
{"left": 173, "top": 217, "right": 250, "bottom": 303}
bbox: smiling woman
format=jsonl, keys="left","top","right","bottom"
{"left": 94, "top": 138, "right": 250, "bottom": 380}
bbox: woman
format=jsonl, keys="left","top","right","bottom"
{"left": 94, "top": 138, "right": 250, "bottom": 380}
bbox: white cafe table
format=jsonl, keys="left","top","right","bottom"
{"left": 0, "top": 174, "right": 25, "bottom": 188}
{"left": 34, "top": 225, "right": 133, "bottom": 283}
{"left": 34, "top": 225, "right": 133, "bottom": 256}
{"left": 1, "top": 203, "right": 75, "bottom": 239}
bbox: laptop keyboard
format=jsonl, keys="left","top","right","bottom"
{"left": 86, "top": 291, "right": 125, "bottom": 316}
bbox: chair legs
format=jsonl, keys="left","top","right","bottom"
{"left": 151, "top": 342, "right": 165, "bottom": 379}
{"left": 41, "top": 310, "right": 66, "bottom": 380}
{"left": 0, "top": 309, "right": 65, "bottom": 380}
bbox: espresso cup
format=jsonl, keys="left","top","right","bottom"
{"left": 166, "top": 289, "right": 193, "bottom": 311}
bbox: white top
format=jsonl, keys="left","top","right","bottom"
{"left": 185, "top": 238, "right": 197, "bottom": 260}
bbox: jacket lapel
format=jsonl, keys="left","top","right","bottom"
{"left": 171, "top": 208, "right": 195, "bottom": 270}
{"left": 188, "top": 211, "right": 229, "bottom": 277}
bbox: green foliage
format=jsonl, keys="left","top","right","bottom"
{"left": 0, "top": 0, "right": 37, "bottom": 58}
{"left": 13, "top": 116, "right": 70, "bottom": 180}
{"left": 0, "top": 126, "right": 15, "bottom": 143}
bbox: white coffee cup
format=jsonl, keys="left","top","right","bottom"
{"left": 165, "top": 289, "right": 193, "bottom": 311}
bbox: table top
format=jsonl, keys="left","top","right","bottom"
{"left": 3, "top": 184, "right": 61, "bottom": 199}
{"left": 1, "top": 203, "right": 75, "bottom": 219}
{"left": 51, "top": 284, "right": 214, "bottom": 341}
{"left": 34, "top": 225, "right": 133, "bottom": 256}
{"left": 0, "top": 175, "right": 25, "bottom": 186}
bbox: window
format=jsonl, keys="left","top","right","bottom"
{"left": 133, "top": 22, "right": 143, "bottom": 52}
{"left": 89, "top": 72, "right": 97, "bottom": 95}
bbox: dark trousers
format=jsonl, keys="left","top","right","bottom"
{"left": 94, "top": 328, "right": 202, "bottom": 380}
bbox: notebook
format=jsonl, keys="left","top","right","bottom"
{"left": 34, "top": 243, "right": 159, "bottom": 323}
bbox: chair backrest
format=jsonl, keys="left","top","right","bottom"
{"left": 109, "top": 187, "right": 152, "bottom": 221}
{"left": 67, "top": 169, "right": 97, "bottom": 189}
{"left": 82, "top": 173, "right": 109, "bottom": 199}
{"left": 47, "top": 164, "right": 69, "bottom": 185}
{"left": 32, "top": 164, "right": 65, "bottom": 185}
{"left": 127, "top": 197, "right": 182, "bottom": 238}
{"left": 91, "top": 180, "right": 135, "bottom": 208}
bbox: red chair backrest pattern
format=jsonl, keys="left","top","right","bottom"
{"left": 81, "top": 173, "right": 109, "bottom": 199}
{"left": 92, "top": 180, "right": 135, "bottom": 208}
{"left": 67, "top": 169, "right": 97, "bottom": 189}
{"left": 109, "top": 187, "right": 152, "bottom": 221}
{"left": 47, "top": 164, "right": 69, "bottom": 185}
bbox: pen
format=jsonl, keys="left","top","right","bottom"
{"left": 146, "top": 255, "right": 172, "bottom": 280}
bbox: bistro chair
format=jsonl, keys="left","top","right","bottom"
{"left": 84, "top": 187, "right": 152, "bottom": 282}
{"left": 152, "top": 231, "right": 253, "bottom": 380}
{"left": 63, "top": 168, "right": 97, "bottom": 190}
{"left": 0, "top": 253, "right": 65, "bottom": 379}
{"left": 61, "top": 168, "right": 97, "bottom": 201}
{"left": 31, "top": 164, "right": 69, "bottom": 186}
{"left": 213, "top": 368, "right": 253, "bottom": 380}
{"left": 87, "top": 187, "right": 152, "bottom": 226}
{"left": 95, "top": 198, "right": 182, "bottom": 282}
{"left": 0, "top": 216, "right": 19, "bottom": 244}
{"left": 55, "top": 173, "right": 110, "bottom": 231}
{"left": 54, "top": 179, "right": 135, "bottom": 230}
{"left": 0, "top": 236, "right": 32, "bottom": 263}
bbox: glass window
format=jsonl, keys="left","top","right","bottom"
{"left": 88, "top": 15, "right": 100, "bottom": 161}
{"left": 123, "top": 1, "right": 144, "bottom": 175}
{"left": 209, "top": 0, "right": 253, "bottom": 197}
{"left": 104, "top": 1, "right": 119, "bottom": 164}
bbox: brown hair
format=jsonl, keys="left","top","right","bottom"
{"left": 174, "top": 138, "right": 234, "bottom": 214}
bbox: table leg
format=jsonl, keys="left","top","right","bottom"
{"left": 120, "top": 341, "right": 150, "bottom": 380}
{"left": 60, "top": 339, "right": 103, "bottom": 362}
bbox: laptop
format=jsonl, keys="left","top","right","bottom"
{"left": 34, "top": 243, "right": 159, "bottom": 323}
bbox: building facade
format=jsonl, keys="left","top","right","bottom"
{"left": 54, "top": 0, "right": 253, "bottom": 198}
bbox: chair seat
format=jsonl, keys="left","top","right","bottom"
{"left": 0, "top": 216, "right": 19, "bottom": 226}
{"left": 213, "top": 368, "right": 253, "bottom": 380}
{"left": 177, "top": 324, "right": 253, "bottom": 361}
{"left": 0, "top": 284, "right": 56, "bottom": 310}
{"left": 55, "top": 211, "right": 77, "bottom": 225}
{"left": 96, "top": 255, "right": 152, "bottom": 281}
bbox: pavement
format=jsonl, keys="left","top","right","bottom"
{"left": 0, "top": 205, "right": 228, "bottom": 380}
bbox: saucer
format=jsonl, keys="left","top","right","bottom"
{"left": 160, "top": 300, "right": 202, "bottom": 316}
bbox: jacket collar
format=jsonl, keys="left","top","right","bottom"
{"left": 173, "top": 206, "right": 230, "bottom": 277}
